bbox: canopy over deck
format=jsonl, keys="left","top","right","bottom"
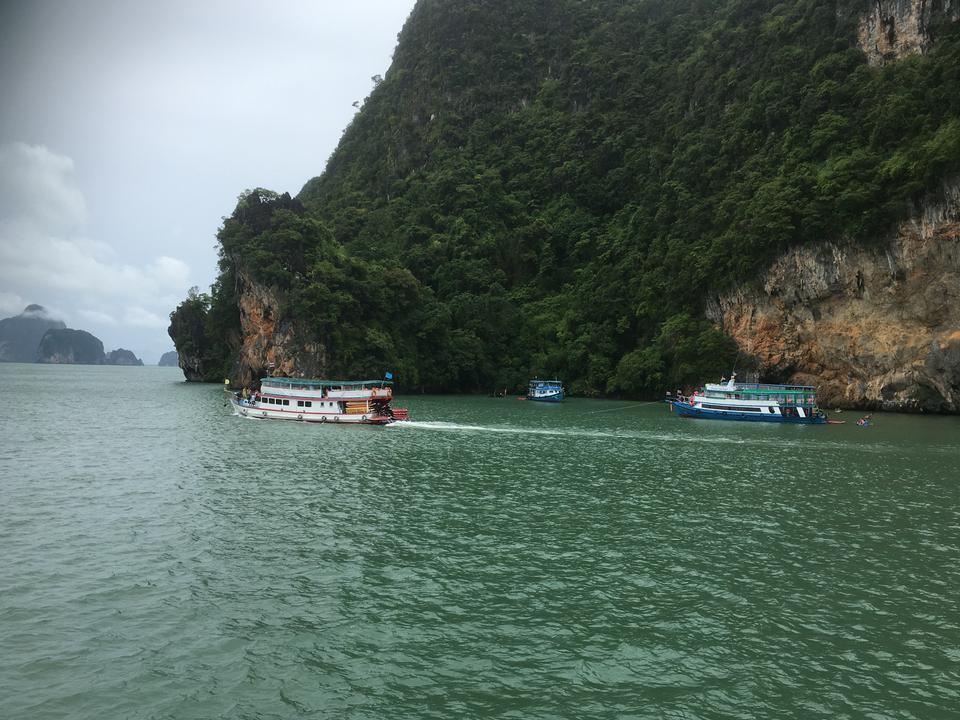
{"left": 262, "top": 377, "right": 393, "bottom": 387}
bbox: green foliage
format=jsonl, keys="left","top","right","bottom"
{"left": 175, "top": 0, "right": 960, "bottom": 395}
{"left": 168, "top": 284, "right": 238, "bottom": 382}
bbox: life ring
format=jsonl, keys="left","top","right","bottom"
{"left": 361, "top": 414, "right": 368, "bottom": 422}
{"left": 320, "top": 416, "right": 326, "bottom": 423}
{"left": 333, "top": 416, "right": 339, "bottom": 423}
{"left": 297, "top": 414, "right": 303, "bottom": 421}
{"left": 262, "top": 411, "right": 267, "bottom": 417}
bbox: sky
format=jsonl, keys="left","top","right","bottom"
{"left": 0, "top": 0, "right": 417, "bottom": 363}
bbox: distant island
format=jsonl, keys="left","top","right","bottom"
{"left": 0, "top": 305, "right": 144, "bottom": 365}
{"left": 158, "top": 350, "right": 179, "bottom": 367}
{"left": 105, "top": 348, "right": 144, "bottom": 366}
{"left": 37, "top": 328, "right": 105, "bottom": 364}
{"left": 0, "top": 305, "right": 66, "bottom": 362}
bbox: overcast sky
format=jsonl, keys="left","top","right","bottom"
{"left": 0, "top": 0, "right": 417, "bottom": 363}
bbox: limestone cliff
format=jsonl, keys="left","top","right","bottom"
{"left": 857, "top": 0, "right": 959, "bottom": 65}
{"left": 36, "top": 328, "right": 105, "bottom": 365}
{"left": 710, "top": 177, "right": 960, "bottom": 412}
{"left": 104, "top": 348, "right": 144, "bottom": 366}
{"left": 231, "top": 269, "right": 327, "bottom": 389}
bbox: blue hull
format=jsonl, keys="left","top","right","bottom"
{"left": 668, "top": 400, "right": 826, "bottom": 424}
{"left": 529, "top": 391, "right": 564, "bottom": 402}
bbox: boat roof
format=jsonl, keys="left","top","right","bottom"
{"left": 261, "top": 377, "right": 393, "bottom": 387}
{"left": 530, "top": 378, "right": 562, "bottom": 383}
{"left": 705, "top": 383, "right": 815, "bottom": 393}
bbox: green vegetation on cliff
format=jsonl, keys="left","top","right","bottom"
{"left": 36, "top": 328, "right": 105, "bottom": 364}
{"left": 171, "top": 0, "right": 960, "bottom": 394}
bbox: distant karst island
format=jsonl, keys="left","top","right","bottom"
{"left": 0, "top": 305, "right": 144, "bottom": 365}
{"left": 158, "top": 350, "right": 180, "bottom": 367}
{"left": 0, "top": 305, "right": 65, "bottom": 362}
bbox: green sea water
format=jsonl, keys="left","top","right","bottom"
{"left": 2, "top": 363, "right": 959, "bottom": 719}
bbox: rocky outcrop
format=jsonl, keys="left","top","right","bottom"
{"left": 105, "top": 348, "right": 144, "bottom": 366}
{"left": 232, "top": 269, "right": 327, "bottom": 388}
{"left": 0, "top": 305, "right": 66, "bottom": 362}
{"left": 158, "top": 350, "right": 179, "bottom": 367}
{"left": 710, "top": 177, "right": 960, "bottom": 412}
{"left": 167, "top": 297, "right": 215, "bottom": 381}
{"left": 857, "top": 0, "right": 959, "bottom": 66}
{"left": 36, "top": 328, "right": 105, "bottom": 364}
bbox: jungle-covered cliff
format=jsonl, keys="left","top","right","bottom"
{"left": 170, "top": 0, "right": 960, "bottom": 407}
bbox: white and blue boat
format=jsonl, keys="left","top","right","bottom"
{"left": 528, "top": 378, "right": 564, "bottom": 402}
{"left": 667, "top": 374, "right": 826, "bottom": 424}
{"left": 230, "top": 377, "right": 408, "bottom": 425}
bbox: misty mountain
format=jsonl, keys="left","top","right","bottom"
{"left": 0, "top": 305, "right": 67, "bottom": 362}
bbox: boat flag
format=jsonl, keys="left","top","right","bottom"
{"left": 385, "top": 371, "right": 393, "bottom": 380}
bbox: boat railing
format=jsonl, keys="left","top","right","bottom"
{"left": 723, "top": 382, "right": 816, "bottom": 392}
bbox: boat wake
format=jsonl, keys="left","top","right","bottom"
{"left": 390, "top": 420, "right": 957, "bottom": 455}
{"left": 390, "top": 420, "right": 615, "bottom": 439}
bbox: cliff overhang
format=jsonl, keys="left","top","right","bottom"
{"left": 710, "top": 177, "right": 960, "bottom": 412}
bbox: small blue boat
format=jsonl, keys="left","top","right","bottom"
{"left": 528, "top": 378, "right": 564, "bottom": 402}
{"left": 666, "top": 374, "right": 826, "bottom": 424}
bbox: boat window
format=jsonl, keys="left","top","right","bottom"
{"left": 283, "top": 399, "right": 290, "bottom": 406}
{"left": 297, "top": 400, "right": 304, "bottom": 407}
{"left": 702, "top": 404, "right": 762, "bottom": 412}
{"left": 305, "top": 401, "right": 312, "bottom": 408}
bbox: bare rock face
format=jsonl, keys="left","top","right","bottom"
{"left": 232, "top": 269, "right": 327, "bottom": 388}
{"left": 857, "top": 0, "right": 959, "bottom": 66}
{"left": 709, "top": 177, "right": 960, "bottom": 412}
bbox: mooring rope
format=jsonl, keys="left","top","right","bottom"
{"left": 586, "top": 400, "right": 661, "bottom": 414}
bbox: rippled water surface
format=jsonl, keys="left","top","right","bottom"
{"left": 2, "top": 364, "right": 960, "bottom": 718}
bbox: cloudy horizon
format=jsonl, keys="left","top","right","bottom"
{"left": 0, "top": 0, "right": 417, "bottom": 363}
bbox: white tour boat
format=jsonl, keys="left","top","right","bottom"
{"left": 666, "top": 374, "right": 827, "bottom": 424}
{"left": 230, "top": 377, "right": 409, "bottom": 425}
